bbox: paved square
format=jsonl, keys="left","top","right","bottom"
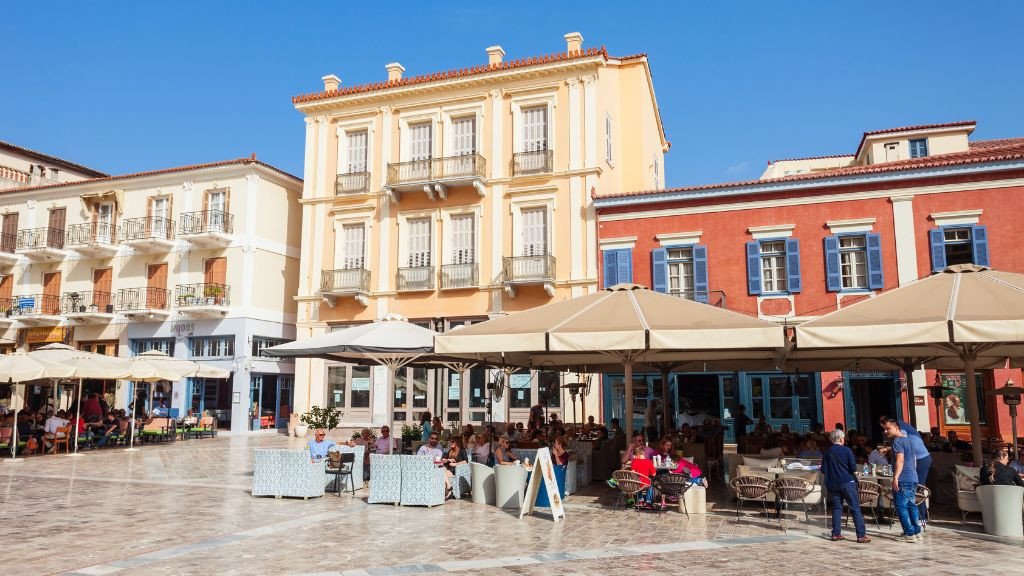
{"left": 2, "top": 435, "right": 1021, "bottom": 576}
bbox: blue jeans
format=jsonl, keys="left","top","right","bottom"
{"left": 916, "top": 455, "right": 931, "bottom": 520}
{"left": 830, "top": 481, "right": 865, "bottom": 538}
{"left": 894, "top": 481, "right": 921, "bottom": 536}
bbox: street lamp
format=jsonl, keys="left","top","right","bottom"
{"left": 921, "top": 372, "right": 955, "bottom": 434}
{"left": 564, "top": 370, "right": 593, "bottom": 435}
{"left": 988, "top": 378, "right": 1023, "bottom": 459}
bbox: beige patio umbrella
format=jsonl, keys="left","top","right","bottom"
{"left": 795, "top": 264, "right": 1024, "bottom": 465}
{"left": 434, "top": 283, "right": 786, "bottom": 435}
{"left": 0, "top": 353, "right": 76, "bottom": 462}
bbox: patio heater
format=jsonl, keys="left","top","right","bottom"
{"left": 564, "top": 370, "right": 593, "bottom": 435}
{"left": 921, "top": 372, "right": 955, "bottom": 434}
{"left": 486, "top": 371, "right": 506, "bottom": 463}
{"left": 988, "top": 378, "right": 1023, "bottom": 459}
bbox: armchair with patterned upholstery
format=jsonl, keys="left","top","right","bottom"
{"left": 252, "top": 449, "right": 327, "bottom": 499}
{"left": 954, "top": 464, "right": 982, "bottom": 520}
{"left": 451, "top": 462, "right": 472, "bottom": 499}
{"left": 368, "top": 453, "right": 402, "bottom": 504}
{"left": 399, "top": 455, "right": 446, "bottom": 507}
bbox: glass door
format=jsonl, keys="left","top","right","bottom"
{"left": 277, "top": 376, "right": 293, "bottom": 430}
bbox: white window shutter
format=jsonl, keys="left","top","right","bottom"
{"left": 342, "top": 224, "right": 365, "bottom": 269}
{"left": 408, "top": 218, "right": 432, "bottom": 267}
{"left": 347, "top": 131, "right": 367, "bottom": 173}
{"left": 521, "top": 208, "right": 547, "bottom": 256}
{"left": 451, "top": 214, "right": 474, "bottom": 264}
{"left": 452, "top": 118, "right": 475, "bottom": 156}
{"left": 410, "top": 123, "right": 432, "bottom": 161}
{"left": 523, "top": 106, "right": 547, "bottom": 152}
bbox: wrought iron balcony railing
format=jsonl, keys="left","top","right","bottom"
{"left": 180, "top": 210, "right": 233, "bottom": 235}
{"left": 61, "top": 290, "right": 115, "bottom": 314}
{"left": 396, "top": 266, "right": 435, "bottom": 291}
{"left": 65, "top": 222, "right": 118, "bottom": 246}
{"left": 503, "top": 254, "right": 556, "bottom": 283}
{"left": 0, "top": 232, "right": 16, "bottom": 254}
{"left": 121, "top": 216, "right": 175, "bottom": 241}
{"left": 441, "top": 262, "right": 478, "bottom": 289}
{"left": 116, "top": 287, "right": 171, "bottom": 311}
{"left": 386, "top": 154, "right": 486, "bottom": 186}
{"left": 3, "top": 294, "right": 61, "bottom": 316}
{"left": 336, "top": 172, "right": 370, "bottom": 194}
{"left": 668, "top": 290, "right": 728, "bottom": 308}
{"left": 175, "top": 283, "right": 230, "bottom": 307}
{"left": 320, "top": 268, "right": 370, "bottom": 293}
{"left": 511, "top": 149, "right": 553, "bottom": 176}
{"left": 16, "top": 227, "right": 64, "bottom": 250}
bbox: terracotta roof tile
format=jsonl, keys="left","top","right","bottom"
{"left": 0, "top": 139, "right": 107, "bottom": 177}
{"left": 596, "top": 137, "right": 1024, "bottom": 202}
{"left": 767, "top": 153, "right": 854, "bottom": 165}
{"left": 0, "top": 155, "right": 300, "bottom": 195}
{"left": 292, "top": 47, "right": 617, "bottom": 104}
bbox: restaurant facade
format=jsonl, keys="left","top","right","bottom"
{"left": 595, "top": 121, "right": 1024, "bottom": 443}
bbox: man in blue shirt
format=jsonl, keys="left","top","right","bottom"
{"left": 308, "top": 429, "right": 335, "bottom": 462}
{"left": 883, "top": 418, "right": 921, "bottom": 542}
{"left": 880, "top": 415, "right": 932, "bottom": 524}
{"left": 822, "top": 429, "right": 870, "bottom": 543}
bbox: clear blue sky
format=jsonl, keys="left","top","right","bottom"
{"left": 2, "top": 1, "right": 1021, "bottom": 187}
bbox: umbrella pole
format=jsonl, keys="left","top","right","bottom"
{"left": 68, "top": 378, "right": 84, "bottom": 457}
{"left": 902, "top": 363, "right": 918, "bottom": 429}
{"left": 661, "top": 367, "right": 671, "bottom": 438}
{"left": 125, "top": 382, "right": 139, "bottom": 452}
{"left": 624, "top": 362, "right": 634, "bottom": 438}
{"left": 963, "top": 355, "right": 984, "bottom": 466}
{"left": 6, "top": 382, "right": 21, "bottom": 463}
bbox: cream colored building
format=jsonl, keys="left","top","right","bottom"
{"left": 0, "top": 140, "right": 108, "bottom": 190}
{"left": 291, "top": 32, "right": 668, "bottom": 432}
{"left": 0, "top": 155, "right": 302, "bottom": 433}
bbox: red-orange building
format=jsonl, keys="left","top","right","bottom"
{"left": 594, "top": 121, "right": 1024, "bottom": 446}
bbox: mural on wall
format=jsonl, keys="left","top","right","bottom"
{"left": 941, "top": 373, "right": 986, "bottom": 426}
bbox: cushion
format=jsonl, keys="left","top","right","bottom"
{"left": 736, "top": 465, "right": 772, "bottom": 479}
{"left": 743, "top": 456, "right": 780, "bottom": 468}
{"left": 955, "top": 465, "right": 980, "bottom": 492}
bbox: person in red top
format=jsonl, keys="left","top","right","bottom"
{"left": 628, "top": 447, "right": 658, "bottom": 509}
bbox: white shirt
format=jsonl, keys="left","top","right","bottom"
{"left": 868, "top": 450, "right": 889, "bottom": 466}
{"left": 374, "top": 435, "right": 397, "bottom": 454}
{"left": 44, "top": 416, "right": 68, "bottom": 435}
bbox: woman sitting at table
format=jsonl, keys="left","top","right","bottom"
{"left": 493, "top": 435, "right": 518, "bottom": 465}
{"left": 797, "top": 438, "right": 823, "bottom": 459}
{"left": 980, "top": 448, "right": 1024, "bottom": 487}
{"left": 472, "top": 433, "right": 492, "bottom": 464}
{"left": 655, "top": 436, "right": 705, "bottom": 486}
{"left": 440, "top": 437, "right": 469, "bottom": 498}
{"left": 551, "top": 436, "right": 571, "bottom": 466}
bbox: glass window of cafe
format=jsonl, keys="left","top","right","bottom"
{"left": 326, "top": 364, "right": 371, "bottom": 419}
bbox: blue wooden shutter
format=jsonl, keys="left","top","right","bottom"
{"left": 692, "top": 244, "right": 709, "bottom": 303}
{"left": 785, "top": 238, "right": 802, "bottom": 293}
{"left": 651, "top": 248, "right": 668, "bottom": 293}
{"left": 928, "top": 228, "right": 946, "bottom": 272}
{"left": 616, "top": 249, "right": 633, "bottom": 284}
{"left": 602, "top": 251, "right": 617, "bottom": 289}
{"left": 866, "top": 232, "right": 884, "bottom": 289}
{"left": 972, "top": 225, "right": 990, "bottom": 267}
{"left": 823, "top": 236, "right": 841, "bottom": 292}
{"left": 745, "top": 241, "right": 761, "bottom": 295}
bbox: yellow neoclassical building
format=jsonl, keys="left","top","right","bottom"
{"left": 291, "top": 32, "right": 668, "bottom": 432}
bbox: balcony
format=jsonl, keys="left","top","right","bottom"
{"left": 669, "top": 290, "right": 728, "bottom": 308}
{"left": 511, "top": 150, "right": 554, "bottom": 177}
{"left": 396, "top": 266, "right": 435, "bottom": 292}
{"left": 385, "top": 154, "right": 486, "bottom": 200}
{"left": 180, "top": 210, "right": 233, "bottom": 248}
{"left": 0, "top": 233, "right": 19, "bottom": 266}
{"left": 4, "top": 294, "right": 62, "bottom": 325}
{"left": 16, "top": 228, "right": 67, "bottom": 261}
{"left": 441, "top": 262, "right": 478, "bottom": 290}
{"left": 175, "top": 283, "right": 230, "bottom": 318}
{"left": 62, "top": 290, "right": 116, "bottom": 323}
{"left": 503, "top": 254, "right": 556, "bottom": 297}
{"left": 122, "top": 216, "right": 176, "bottom": 253}
{"left": 65, "top": 223, "right": 119, "bottom": 258}
{"left": 319, "top": 268, "right": 370, "bottom": 307}
{"left": 116, "top": 287, "right": 172, "bottom": 320}
{"left": 336, "top": 172, "right": 370, "bottom": 195}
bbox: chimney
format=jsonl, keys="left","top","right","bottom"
{"left": 486, "top": 45, "right": 505, "bottom": 66}
{"left": 321, "top": 74, "right": 341, "bottom": 92}
{"left": 564, "top": 32, "right": 584, "bottom": 54}
{"left": 386, "top": 62, "right": 405, "bottom": 82}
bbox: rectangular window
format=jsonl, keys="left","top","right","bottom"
{"left": 131, "top": 338, "right": 174, "bottom": 356}
{"left": 509, "top": 373, "right": 531, "bottom": 409}
{"left": 189, "top": 336, "right": 235, "bottom": 358}
{"left": 605, "top": 113, "right": 613, "bottom": 164}
{"left": 469, "top": 368, "right": 486, "bottom": 409}
{"left": 407, "top": 217, "right": 432, "bottom": 267}
{"left": 667, "top": 247, "right": 694, "bottom": 296}
{"left": 759, "top": 241, "right": 788, "bottom": 293}
{"left": 252, "top": 336, "right": 290, "bottom": 358}
{"left": 909, "top": 138, "right": 928, "bottom": 159}
{"left": 451, "top": 117, "right": 476, "bottom": 156}
{"left": 411, "top": 367, "right": 428, "bottom": 409}
{"left": 450, "top": 214, "right": 474, "bottom": 264}
{"left": 350, "top": 365, "right": 370, "bottom": 408}
{"left": 341, "top": 223, "right": 366, "bottom": 269}
{"left": 409, "top": 122, "right": 432, "bottom": 161}
{"left": 522, "top": 106, "right": 548, "bottom": 152}
{"left": 346, "top": 130, "right": 368, "bottom": 173}
{"left": 943, "top": 227, "right": 973, "bottom": 266}
{"left": 521, "top": 207, "right": 547, "bottom": 256}
{"left": 838, "top": 235, "right": 868, "bottom": 289}
{"left": 538, "top": 371, "right": 560, "bottom": 408}
{"left": 327, "top": 366, "right": 346, "bottom": 409}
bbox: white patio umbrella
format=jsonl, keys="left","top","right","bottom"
{"left": 30, "top": 344, "right": 131, "bottom": 455}
{"left": 265, "top": 314, "right": 437, "bottom": 426}
{"left": 795, "top": 264, "right": 1024, "bottom": 465}
{"left": 0, "top": 353, "right": 76, "bottom": 462}
{"left": 434, "top": 283, "right": 786, "bottom": 436}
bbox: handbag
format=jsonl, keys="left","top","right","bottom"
{"left": 327, "top": 449, "right": 342, "bottom": 470}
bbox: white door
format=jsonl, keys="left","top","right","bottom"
{"left": 96, "top": 203, "right": 113, "bottom": 243}
{"left": 450, "top": 214, "right": 474, "bottom": 264}
{"left": 451, "top": 117, "right": 476, "bottom": 176}
{"left": 207, "top": 190, "right": 226, "bottom": 231}
{"left": 884, "top": 143, "right": 899, "bottom": 162}
{"left": 409, "top": 122, "right": 432, "bottom": 180}
{"left": 342, "top": 224, "right": 365, "bottom": 269}
{"left": 347, "top": 130, "right": 368, "bottom": 173}
{"left": 152, "top": 197, "right": 169, "bottom": 238}
{"left": 408, "top": 218, "right": 432, "bottom": 268}
{"left": 522, "top": 106, "right": 548, "bottom": 152}
{"left": 521, "top": 207, "right": 547, "bottom": 257}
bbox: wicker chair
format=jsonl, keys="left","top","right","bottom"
{"left": 730, "top": 475, "right": 772, "bottom": 520}
{"left": 652, "top": 472, "right": 693, "bottom": 517}
{"left": 844, "top": 480, "right": 882, "bottom": 529}
{"left": 611, "top": 470, "right": 650, "bottom": 511}
{"left": 770, "top": 476, "right": 814, "bottom": 531}
{"left": 888, "top": 484, "right": 931, "bottom": 532}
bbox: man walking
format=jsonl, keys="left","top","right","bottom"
{"left": 822, "top": 429, "right": 870, "bottom": 542}
{"left": 883, "top": 418, "right": 922, "bottom": 542}
{"left": 880, "top": 415, "right": 932, "bottom": 526}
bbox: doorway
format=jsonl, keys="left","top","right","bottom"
{"left": 843, "top": 372, "right": 901, "bottom": 445}
{"left": 249, "top": 374, "right": 293, "bottom": 430}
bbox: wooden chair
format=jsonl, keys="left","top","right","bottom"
{"left": 611, "top": 470, "right": 650, "bottom": 511}
{"left": 50, "top": 424, "right": 72, "bottom": 454}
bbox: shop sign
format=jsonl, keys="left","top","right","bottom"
{"left": 24, "top": 326, "right": 68, "bottom": 344}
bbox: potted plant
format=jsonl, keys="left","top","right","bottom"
{"left": 203, "top": 285, "right": 222, "bottom": 305}
{"left": 400, "top": 423, "right": 422, "bottom": 450}
{"left": 298, "top": 405, "right": 341, "bottom": 438}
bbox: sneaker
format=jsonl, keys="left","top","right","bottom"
{"left": 856, "top": 536, "right": 872, "bottom": 544}
{"left": 914, "top": 533, "right": 923, "bottom": 542}
{"left": 606, "top": 478, "right": 619, "bottom": 488}
{"left": 897, "top": 534, "right": 919, "bottom": 543}
{"left": 829, "top": 535, "right": 846, "bottom": 542}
